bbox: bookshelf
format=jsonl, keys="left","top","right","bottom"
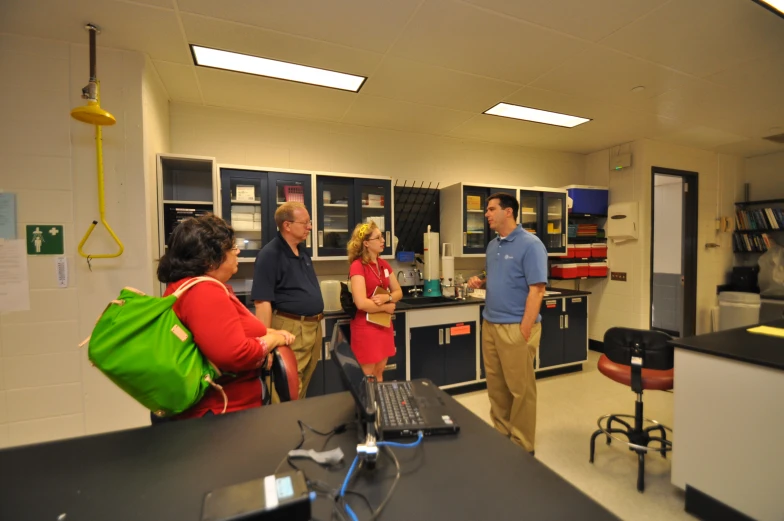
{"left": 733, "top": 199, "right": 784, "bottom": 254}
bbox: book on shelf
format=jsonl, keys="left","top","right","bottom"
{"left": 733, "top": 232, "right": 773, "bottom": 253}
{"left": 735, "top": 208, "right": 784, "bottom": 231}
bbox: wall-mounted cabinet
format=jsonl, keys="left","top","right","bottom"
{"left": 219, "top": 167, "right": 313, "bottom": 258}
{"left": 441, "top": 183, "right": 568, "bottom": 257}
{"left": 157, "top": 154, "right": 219, "bottom": 263}
{"left": 440, "top": 183, "right": 518, "bottom": 257}
{"left": 315, "top": 175, "right": 392, "bottom": 258}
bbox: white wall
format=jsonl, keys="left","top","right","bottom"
{"left": 0, "top": 33, "right": 157, "bottom": 447}
{"left": 745, "top": 151, "right": 784, "bottom": 201}
{"left": 653, "top": 178, "right": 683, "bottom": 275}
{"left": 585, "top": 139, "right": 744, "bottom": 341}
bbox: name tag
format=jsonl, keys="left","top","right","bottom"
{"left": 384, "top": 268, "right": 389, "bottom": 278}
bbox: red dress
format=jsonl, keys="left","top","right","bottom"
{"left": 349, "top": 259, "right": 396, "bottom": 365}
{"left": 165, "top": 277, "right": 268, "bottom": 418}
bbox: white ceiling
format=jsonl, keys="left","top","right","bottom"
{"left": 2, "top": 0, "right": 784, "bottom": 157}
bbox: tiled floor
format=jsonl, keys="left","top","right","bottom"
{"left": 454, "top": 351, "right": 695, "bottom": 521}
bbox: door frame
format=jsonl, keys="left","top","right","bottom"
{"left": 649, "top": 167, "right": 698, "bottom": 338}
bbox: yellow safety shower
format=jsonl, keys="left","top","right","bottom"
{"left": 71, "top": 23, "right": 124, "bottom": 264}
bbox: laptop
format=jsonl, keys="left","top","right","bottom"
{"left": 330, "top": 321, "right": 459, "bottom": 439}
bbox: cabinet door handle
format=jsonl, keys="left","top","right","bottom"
{"left": 445, "top": 328, "right": 451, "bottom": 344}
{"left": 463, "top": 232, "right": 467, "bottom": 247}
{"left": 306, "top": 232, "right": 312, "bottom": 248}
{"left": 562, "top": 233, "right": 566, "bottom": 245}
{"left": 560, "top": 315, "right": 563, "bottom": 329}
{"left": 439, "top": 329, "right": 444, "bottom": 345}
{"left": 324, "top": 341, "right": 331, "bottom": 360}
{"left": 565, "top": 315, "right": 569, "bottom": 329}
{"left": 318, "top": 230, "right": 324, "bottom": 247}
{"left": 386, "top": 231, "right": 390, "bottom": 244}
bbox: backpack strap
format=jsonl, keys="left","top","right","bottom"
{"left": 173, "top": 276, "right": 230, "bottom": 299}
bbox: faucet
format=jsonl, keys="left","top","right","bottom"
{"left": 408, "top": 286, "right": 422, "bottom": 298}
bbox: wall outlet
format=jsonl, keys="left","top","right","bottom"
{"left": 611, "top": 271, "right": 627, "bottom": 282}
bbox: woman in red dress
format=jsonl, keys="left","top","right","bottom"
{"left": 347, "top": 222, "right": 403, "bottom": 381}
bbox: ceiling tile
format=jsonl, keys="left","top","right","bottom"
{"left": 530, "top": 45, "right": 694, "bottom": 110}
{"left": 341, "top": 95, "right": 474, "bottom": 135}
{"left": 601, "top": 0, "right": 784, "bottom": 77}
{"left": 649, "top": 81, "right": 771, "bottom": 138}
{"left": 196, "top": 67, "right": 356, "bottom": 121}
{"left": 708, "top": 56, "right": 784, "bottom": 116}
{"left": 389, "top": 0, "right": 586, "bottom": 84}
{"left": 152, "top": 60, "right": 201, "bottom": 103}
{"left": 447, "top": 113, "right": 572, "bottom": 148}
{"left": 360, "top": 57, "right": 520, "bottom": 113}
{"left": 177, "top": 0, "right": 421, "bottom": 53}
{"left": 713, "top": 139, "right": 784, "bottom": 158}
{"left": 654, "top": 126, "right": 749, "bottom": 150}
{"left": 0, "top": 0, "right": 191, "bottom": 63}
{"left": 464, "top": 0, "right": 669, "bottom": 42}
{"left": 181, "top": 13, "right": 382, "bottom": 77}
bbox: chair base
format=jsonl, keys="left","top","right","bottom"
{"left": 589, "top": 406, "right": 672, "bottom": 492}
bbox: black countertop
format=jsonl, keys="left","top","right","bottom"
{"left": 324, "top": 288, "right": 592, "bottom": 317}
{"left": 669, "top": 319, "right": 784, "bottom": 371}
{"left": 0, "top": 391, "right": 617, "bottom": 521}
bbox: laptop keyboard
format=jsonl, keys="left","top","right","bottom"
{"left": 379, "top": 382, "right": 425, "bottom": 427}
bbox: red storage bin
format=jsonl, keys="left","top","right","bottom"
{"left": 551, "top": 263, "right": 577, "bottom": 279}
{"left": 574, "top": 244, "right": 591, "bottom": 259}
{"left": 565, "top": 245, "right": 576, "bottom": 258}
{"left": 576, "top": 263, "right": 590, "bottom": 277}
{"left": 591, "top": 243, "right": 607, "bottom": 258}
{"left": 589, "top": 262, "right": 608, "bottom": 277}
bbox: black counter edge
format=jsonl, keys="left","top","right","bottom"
{"left": 685, "top": 486, "right": 755, "bottom": 521}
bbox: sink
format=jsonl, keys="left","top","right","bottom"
{"left": 399, "top": 296, "right": 456, "bottom": 306}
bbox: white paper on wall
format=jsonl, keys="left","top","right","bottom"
{"left": 0, "top": 239, "right": 30, "bottom": 312}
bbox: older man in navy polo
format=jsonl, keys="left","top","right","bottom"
{"left": 252, "top": 202, "right": 324, "bottom": 399}
{"left": 468, "top": 192, "right": 548, "bottom": 453}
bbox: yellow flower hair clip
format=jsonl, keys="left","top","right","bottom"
{"left": 359, "top": 222, "right": 372, "bottom": 236}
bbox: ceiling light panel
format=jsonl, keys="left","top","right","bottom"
{"left": 484, "top": 103, "right": 590, "bottom": 128}
{"left": 190, "top": 45, "right": 366, "bottom": 92}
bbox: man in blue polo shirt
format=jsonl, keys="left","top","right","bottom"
{"left": 252, "top": 202, "right": 324, "bottom": 399}
{"left": 468, "top": 192, "right": 548, "bottom": 454}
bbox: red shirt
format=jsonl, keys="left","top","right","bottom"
{"left": 348, "top": 259, "right": 395, "bottom": 365}
{"left": 165, "top": 277, "right": 267, "bottom": 418}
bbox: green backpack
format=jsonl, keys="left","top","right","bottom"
{"left": 82, "top": 277, "right": 229, "bottom": 418}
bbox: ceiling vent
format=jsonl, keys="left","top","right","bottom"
{"left": 762, "top": 132, "right": 784, "bottom": 144}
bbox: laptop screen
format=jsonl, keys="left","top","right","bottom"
{"left": 330, "top": 321, "right": 376, "bottom": 421}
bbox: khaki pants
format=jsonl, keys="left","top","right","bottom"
{"left": 482, "top": 320, "right": 542, "bottom": 452}
{"left": 271, "top": 313, "right": 322, "bottom": 400}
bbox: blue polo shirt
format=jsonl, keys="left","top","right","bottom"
{"left": 483, "top": 225, "right": 548, "bottom": 324}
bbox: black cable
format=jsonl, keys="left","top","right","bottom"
{"left": 368, "top": 445, "right": 401, "bottom": 521}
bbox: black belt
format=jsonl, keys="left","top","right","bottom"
{"left": 275, "top": 310, "right": 324, "bottom": 322}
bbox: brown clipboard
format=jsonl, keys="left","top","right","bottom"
{"left": 366, "top": 286, "right": 392, "bottom": 327}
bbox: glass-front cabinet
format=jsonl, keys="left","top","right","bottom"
{"left": 220, "top": 168, "right": 312, "bottom": 258}
{"left": 542, "top": 192, "right": 567, "bottom": 255}
{"left": 315, "top": 176, "right": 393, "bottom": 258}
{"left": 519, "top": 190, "right": 540, "bottom": 237}
{"left": 463, "top": 186, "right": 488, "bottom": 254}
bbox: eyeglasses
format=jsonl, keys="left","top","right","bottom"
{"left": 366, "top": 236, "right": 384, "bottom": 241}
{"left": 288, "top": 220, "right": 312, "bottom": 227}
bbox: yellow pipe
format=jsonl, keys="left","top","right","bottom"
{"left": 77, "top": 81, "right": 124, "bottom": 259}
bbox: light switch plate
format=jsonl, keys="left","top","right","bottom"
{"left": 611, "top": 271, "right": 627, "bottom": 282}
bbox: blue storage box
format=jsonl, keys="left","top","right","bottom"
{"left": 566, "top": 186, "right": 608, "bottom": 216}
{"left": 396, "top": 251, "right": 415, "bottom": 262}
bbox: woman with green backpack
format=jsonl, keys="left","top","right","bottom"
{"left": 156, "top": 215, "right": 295, "bottom": 420}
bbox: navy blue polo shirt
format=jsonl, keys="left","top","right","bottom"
{"left": 251, "top": 233, "right": 324, "bottom": 316}
{"left": 483, "top": 225, "right": 548, "bottom": 324}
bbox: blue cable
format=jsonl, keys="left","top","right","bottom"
{"left": 344, "top": 502, "right": 360, "bottom": 521}
{"left": 340, "top": 454, "right": 360, "bottom": 498}
{"left": 378, "top": 431, "right": 424, "bottom": 448}
{"left": 339, "top": 431, "right": 423, "bottom": 520}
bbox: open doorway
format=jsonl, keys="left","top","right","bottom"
{"left": 650, "top": 167, "right": 698, "bottom": 338}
